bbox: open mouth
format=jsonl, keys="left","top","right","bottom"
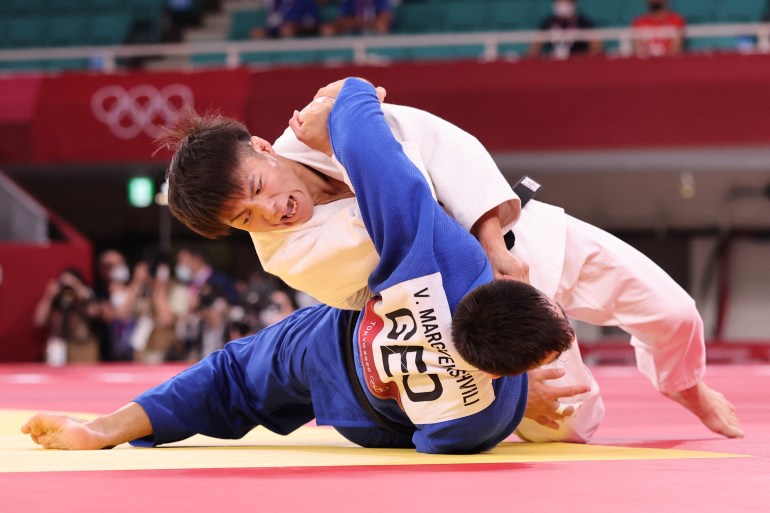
{"left": 282, "top": 196, "right": 297, "bottom": 220}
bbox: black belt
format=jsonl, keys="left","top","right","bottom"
{"left": 342, "top": 310, "right": 416, "bottom": 437}
{"left": 505, "top": 175, "right": 541, "bottom": 250}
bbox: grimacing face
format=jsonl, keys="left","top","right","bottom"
{"left": 220, "top": 152, "right": 316, "bottom": 233}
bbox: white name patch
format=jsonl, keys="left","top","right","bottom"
{"left": 357, "top": 273, "right": 494, "bottom": 425}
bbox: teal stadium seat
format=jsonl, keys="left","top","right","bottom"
{"left": 394, "top": 4, "right": 445, "bottom": 33}
{"left": 441, "top": 1, "right": 489, "bottom": 32}
{"left": 87, "top": 13, "right": 132, "bottom": 45}
{"left": 583, "top": 0, "right": 633, "bottom": 27}
{"left": 485, "top": 1, "right": 544, "bottom": 31}
{"left": 672, "top": 0, "right": 721, "bottom": 24}
{"left": 88, "top": 0, "right": 127, "bottom": 13}
{"left": 48, "top": 16, "right": 90, "bottom": 47}
{"left": 717, "top": 0, "right": 766, "bottom": 22}
{"left": 48, "top": 0, "right": 88, "bottom": 15}
{"left": 7, "top": 18, "right": 48, "bottom": 48}
{"left": 229, "top": 9, "right": 267, "bottom": 40}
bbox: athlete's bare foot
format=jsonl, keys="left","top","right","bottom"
{"left": 21, "top": 413, "right": 111, "bottom": 450}
{"left": 663, "top": 381, "right": 744, "bottom": 438}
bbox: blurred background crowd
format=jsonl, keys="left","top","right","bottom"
{"left": 33, "top": 245, "right": 316, "bottom": 365}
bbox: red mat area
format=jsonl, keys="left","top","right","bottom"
{"left": 2, "top": 363, "right": 768, "bottom": 513}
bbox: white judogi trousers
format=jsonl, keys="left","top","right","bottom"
{"left": 512, "top": 205, "right": 705, "bottom": 443}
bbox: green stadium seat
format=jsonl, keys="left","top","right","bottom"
{"left": 88, "top": 0, "right": 127, "bottom": 13}
{"left": 486, "top": 0, "right": 543, "bottom": 31}
{"left": 48, "top": 16, "right": 90, "bottom": 47}
{"left": 48, "top": 0, "right": 89, "bottom": 15}
{"left": 584, "top": 0, "right": 633, "bottom": 27}
{"left": 672, "top": 0, "right": 722, "bottom": 24}
{"left": 87, "top": 13, "right": 132, "bottom": 45}
{"left": 7, "top": 18, "right": 47, "bottom": 48}
{"left": 717, "top": 0, "right": 766, "bottom": 22}
{"left": 394, "top": 4, "right": 445, "bottom": 33}
{"left": 441, "top": 1, "right": 489, "bottom": 32}
{"left": 229, "top": 9, "right": 267, "bottom": 40}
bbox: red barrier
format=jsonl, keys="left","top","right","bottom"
{"left": 32, "top": 68, "right": 252, "bottom": 163}
{"left": 0, "top": 74, "right": 42, "bottom": 164}
{"left": 0, "top": 212, "right": 92, "bottom": 363}
{"left": 7, "top": 52, "right": 770, "bottom": 161}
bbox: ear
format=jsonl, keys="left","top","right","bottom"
{"left": 249, "top": 136, "right": 277, "bottom": 157}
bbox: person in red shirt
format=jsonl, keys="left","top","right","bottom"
{"left": 631, "top": 0, "right": 686, "bottom": 57}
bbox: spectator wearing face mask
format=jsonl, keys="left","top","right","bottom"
{"left": 528, "top": 0, "right": 602, "bottom": 59}
{"left": 94, "top": 249, "right": 134, "bottom": 361}
{"left": 631, "top": 0, "right": 686, "bottom": 57}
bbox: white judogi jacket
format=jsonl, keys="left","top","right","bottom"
{"left": 253, "top": 103, "right": 567, "bottom": 310}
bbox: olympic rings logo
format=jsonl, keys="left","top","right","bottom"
{"left": 91, "top": 84, "right": 194, "bottom": 140}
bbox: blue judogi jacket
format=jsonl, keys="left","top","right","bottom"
{"left": 132, "top": 79, "right": 527, "bottom": 454}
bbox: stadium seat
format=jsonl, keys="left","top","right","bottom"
{"left": 394, "top": 4, "right": 445, "bottom": 33}
{"left": 48, "top": 16, "right": 90, "bottom": 47}
{"left": 441, "top": 1, "right": 489, "bottom": 32}
{"left": 229, "top": 9, "right": 267, "bottom": 40}
{"left": 7, "top": 18, "right": 48, "bottom": 48}
{"left": 88, "top": 0, "right": 126, "bottom": 13}
{"left": 87, "top": 13, "right": 133, "bottom": 46}
{"left": 717, "top": 0, "right": 766, "bottom": 22}
{"left": 673, "top": 0, "right": 722, "bottom": 24}
{"left": 486, "top": 0, "right": 546, "bottom": 31}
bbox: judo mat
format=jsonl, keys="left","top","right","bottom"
{"left": 1, "top": 362, "right": 768, "bottom": 513}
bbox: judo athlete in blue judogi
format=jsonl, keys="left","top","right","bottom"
{"left": 22, "top": 78, "right": 571, "bottom": 454}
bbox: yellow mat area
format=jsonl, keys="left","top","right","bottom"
{"left": 1, "top": 409, "right": 748, "bottom": 473}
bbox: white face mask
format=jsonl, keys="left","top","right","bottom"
{"left": 553, "top": 1, "right": 576, "bottom": 18}
{"left": 109, "top": 264, "right": 130, "bottom": 284}
{"left": 175, "top": 264, "right": 192, "bottom": 283}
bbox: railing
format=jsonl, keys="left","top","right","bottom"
{"left": 1, "top": 23, "right": 769, "bottom": 72}
{"left": 0, "top": 172, "right": 48, "bottom": 243}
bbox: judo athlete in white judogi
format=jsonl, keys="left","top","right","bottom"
{"left": 161, "top": 79, "right": 743, "bottom": 442}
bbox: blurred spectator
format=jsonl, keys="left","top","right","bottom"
{"left": 528, "top": 0, "right": 602, "bottom": 59}
{"left": 321, "top": 0, "right": 393, "bottom": 36}
{"left": 33, "top": 268, "right": 100, "bottom": 365}
{"left": 631, "top": 0, "right": 685, "bottom": 57}
{"left": 137, "top": 255, "right": 191, "bottom": 363}
{"left": 93, "top": 249, "right": 129, "bottom": 361}
{"left": 251, "top": 0, "right": 323, "bottom": 39}
{"left": 258, "top": 289, "right": 298, "bottom": 327}
{"left": 174, "top": 247, "right": 238, "bottom": 360}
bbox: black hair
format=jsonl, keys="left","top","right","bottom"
{"left": 452, "top": 280, "right": 574, "bottom": 376}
